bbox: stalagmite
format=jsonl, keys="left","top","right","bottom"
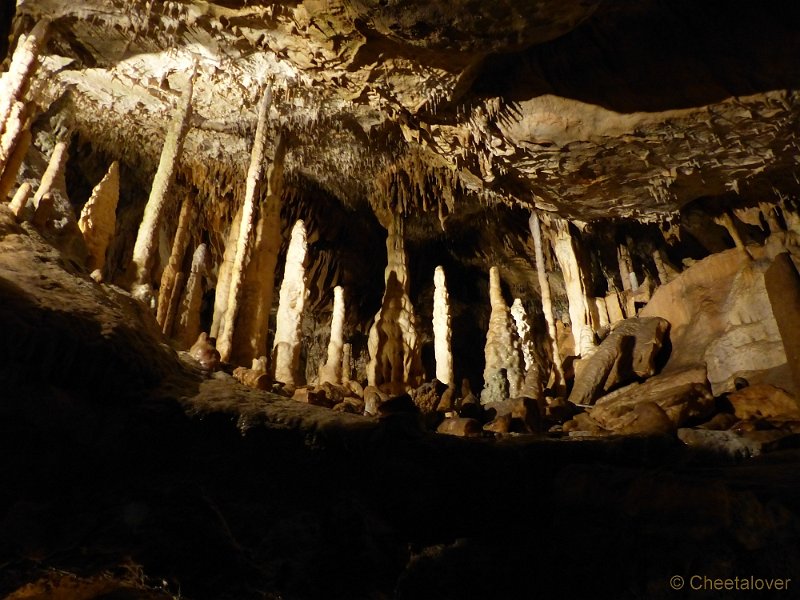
{"left": 480, "top": 267, "right": 524, "bottom": 405}
{"left": 366, "top": 215, "right": 423, "bottom": 393}
{"left": 617, "top": 242, "right": 634, "bottom": 292}
{"left": 175, "top": 244, "right": 209, "bottom": 349}
{"left": 230, "top": 131, "right": 286, "bottom": 365}
{"left": 432, "top": 266, "right": 454, "bottom": 386}
{"left": 272, "top": 220, "right": 309, "bottom": 386}
{"left": 652, "top": 247, "right": 673, "bottom": 285}
{"left": 0, "top": 129, "right": 31, "bottom": 201}
{"left": 342, "top": 343, "right": 352, "bottom": 385}
{"left": 511, "top": 298, "right": 535, "bottom": 374}
{"left": 129, "top": 69, "right": 195, "bottom": 301}
{"left": 156, "top": 196, "right": 194, "bottom": 330}
{"left": 8, "top": 182, "right": 31, "bottom": 219}
{"left": 552, "top": 218, "right": 596, "bottom": 357}
{"left": 529, "top": 212, "right": 564, "bottom": 391}
{"left": 318, "top": 286, "right": 346, "bottom": 385}
{"left": 77, "top": 161, "right": 119, "bottom": 279}
{"left": 714, "top": 211, "right": 745, "bottom": 249}
{"left": 210, "top": 206, "right": 241, "bottom": 339}
{"left": 162, "top": 271, "right": 186, "bottom": 338}
{"left": 216, "top": 84, "right": 273, "bottom": 364}
{"left": 0, "top": 20, "right": 47, "bottom": 175}
{"left": 32, "top": 141, "right": 68, "bottom": 207}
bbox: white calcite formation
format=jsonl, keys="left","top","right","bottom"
{"left": 0, "top": 20, "right": 47, "bottom": 177}
{"left": 367, "top": 216, "right": 422, "bottom": 394}
{"left": 511, "top": 298, "right": 535, "bottom": 375}
{"left": 78, "top": 161, "right": 119, "bottom": 280}
{"left": 481, "top": 266, "right": 523, "bottom": 405}
{"left": 129, "top": 70, "right": 194, "bottom": 302}
{"left": 217, "top": 85, "right": 273, "bottom": 364}
{"left": 272, "top": 220, "right": 309, "bottom": 386}
{"left": 432, "top": 266, "right": 454, "bottom": 387}
{"left": 175, "top": 244, "right": 209, "bottom": 350}
{"left": 318, "top": 285, "right": 346, "bottom": 385}
{"left": 529, "top": 212, "right": 564, "bottom": 390}
{"left": 552, "top": 219, "right": 596, "bottom": 358}
{"left": 155, "top": 195, "right": 194, "bottom": 333}
{"left": 232, "top": 131, "right": 285, "bottom": 366}
{"left": 210, "top": 205, "right": 241, "bottom": 340}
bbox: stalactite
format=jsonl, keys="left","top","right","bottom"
{"left": 366, "top": 215, "right": 423, "bottom": 394}
{"left": 617, "top": 242, "right": 634, "bottom": 292}
{"left": 129, "top": 68, "right": 195, "bottom": 302}
{"left": 552, "top": 218, "right": 596, "bottom": 357}
{"left": 759, "top": 201, "right": 782, "bottom": 234}
{"left": 652, "top": 247, "right": 671, "bottom": 285}
{"left": 480, "top": 266, "right": 524, "bottom": 405}
{"left": 0, "top": 128, "right": 31, "bottom": 201}
{"left": 318, "top": 285, "right": 346, "bottom": 385}
{"left": 432, "top": 266, "right": 454, "bottom": 386}
{"left": 217, "top": 83, "right": 273, "bottom": 364}
{"left": 78, "top": 161, "right": 119, "bottom": 281}
{"left": 156, "top": 195, "right": 194, "bottom": 331}
{"left": 0, "top": 19, "right": 47, "bottom": 176}
{"left": 230, "top": 131, "right": 285, "bottom": 366}
{"left": 8, "top": 181, "right": 31, "bottom": 220}
{"left": 529, "top": 212, "right": 564, "bottom": 392}
{"left": 272, "top": 219, "right": 309, "bottom": 386}
{"left": 175, "top": 244, "right": 209, "bottom": 349}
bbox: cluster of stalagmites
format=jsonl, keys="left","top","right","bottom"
{"left": 3, "top": 19, "right": 800, "bottom": 452}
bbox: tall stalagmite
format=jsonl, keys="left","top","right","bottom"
{"left": 210, "top": 206, "right": 241, "bottom": 340}
{"left": 511, "top": 298, "right": 535, "bottom": 374}
{"left": 273, "top": 220, "right": 309, "bottom": 386}
{"left": 175, "top": 244, "right": 209, "bottom": 349}
{"left": 231, "top": 131, "right": 285, "bottom": 366}
{"left": 32, "top": 141, "right": 68, "bottom": 207}
{"left": 318, "top": 285, "right": 346, "bottom": 385}
{"left": 217, "top": 84, "right": 273, "bottom": 364}
{"left": 366, "top": 215, "right": 422, "bottom": 393}
{"left": 432, "top": 266, "right": 454, "bottom": 386}
{"left": 0, "top": 129, "right": 30, "bottom": 201}
{"left": 529, "top": 212, "right": 564, "bottom": 390}
{"left": 552, "top": 219, "right": 596, "bottom": 357}
{"left": 78, "top": 161, "right": 119, "bottom": 280}
{"left": 156, "top": 195, "right": 194, "bottom": 332}
{"left": 129, "top": 69, "right": 194, "bottom": 302}
{"left": 481, "top": 266, "right": 524, "bottom": 405}
{"left": 0, "top": 20, "right": 47, "bottom": 176}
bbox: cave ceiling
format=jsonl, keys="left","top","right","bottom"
{"left": 11, "top": 0, "right": 800, "bottom": 227}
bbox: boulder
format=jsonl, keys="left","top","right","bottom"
{"left": 568, "top": 316, "right": 669, "bottom": 406}
{"left": 678, "top": 428, "right": 800, "bottom": 459}
{"left": 436, "top": 418, "right": 482, "bottom": 437}
{"left": 641, "top": 248, "right": 793, "bottom": 395}
{"left": 189, "top": 332, "right": 220, "bottom": 372}
{"left": 727, "top": 384, "right": 800, "bottom": 421}
{"left": 588, "top": 367, "right": 714, "bottom": 432}
{"left": 232, "top": 366, "right": 270, "bottom": 390}
{"left": 483, "top": 414, "right": 511, "bottom": 434}
{"left": 364, "top": 385, "right": 389, "bottom": 416}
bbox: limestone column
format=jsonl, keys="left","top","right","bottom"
{"left": 432, "top": 266, "right": 454, "bottom": 386}
{"left": 480, "top": 267, "right": 524, "bottom": 404}
{"left": 129, "top": 69, "right": 194, "bottom": 302}
{"left": 210, "top": 205, "right": 241, "bottom": 339}
{"left": 366, "top": 215, "right": 422, "bottom": 393}
{"left": 272, "top": 220, "right": 309, "bottom": 386}
{"left": 175, "top": 244, "right": 209, "bottom": 349}
{"left": 156, "top": 195, "right": 194, "bottom": 331}
{"left": 551, "top": 218, "right": 596, "bottom": 357}
{"left": 529, "top": 212, "right": 564, "bottom": 391}
{"left": 617, "top": 241, "right": 634, "bottom": 292}
{"left": 217, "top": 84, "right": 273, "bottom": 363}
{"left": 318, "top": 285, "right": 346, "bottom": 385}
{"left": 230, "top": 131, "right": 286, "bottom": 365}
{"left": 0, "top": 20, "right": 47, "bottom": 176}
{"left": 78, "top": 161, "right": 119, "bottom": 280}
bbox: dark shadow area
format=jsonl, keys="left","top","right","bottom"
{"left": 473, "top": 0, "right": 800, "bottom": 113}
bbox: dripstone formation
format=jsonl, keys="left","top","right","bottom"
{"left": 2, "top": 1, "right": 800, "bottom": 598}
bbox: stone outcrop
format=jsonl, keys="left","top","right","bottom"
{"left": 641, "top": 249, "right": 793, "bottom": 395}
